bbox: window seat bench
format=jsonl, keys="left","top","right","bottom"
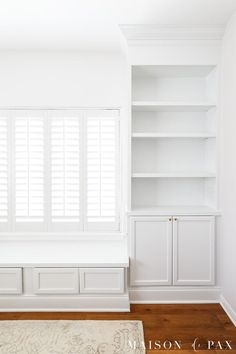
{"left": 0, "top": 239, "right": 130, "bottom": 312}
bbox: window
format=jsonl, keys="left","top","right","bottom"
{"left": 0, "top": 109, "right": 120, "bottom": 232}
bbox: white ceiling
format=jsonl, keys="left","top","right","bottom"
{"left": 0, "top": 0, "right": 236, "bottom": 51}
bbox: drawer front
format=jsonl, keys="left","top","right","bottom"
{"left": 33, "top": 268, "right": 79, "bottom": 294}
{"left": 0, "top": 268, "right": 22, "bottom": 294}
{"left": 80, "top": 268, "right": 124, "bottom": 294}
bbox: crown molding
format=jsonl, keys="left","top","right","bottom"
{"left": 119, "top": 25, "right": 225, "bottom": 43}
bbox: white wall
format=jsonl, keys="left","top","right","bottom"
{"left": 219, "top": 11, "right": 236, "bottom": 322}
{"left": 0, "top": 50, "right": 129, "bottom": 233}
{"left": 0, "top": 51, "right": 126, "bottom": 107}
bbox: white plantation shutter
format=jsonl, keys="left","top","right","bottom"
{"left": 50, "top": 112, "right": 81, "bottom": 231}
{"left": 0, "top": 109, "right": 120, "bottom": 233}
{"left": 86, "top": 110, "right": 119, "bottom": 231}
{"left": 15, "top": 114, "right": 44, "bottom": 226}
{"left": 0, "top": 117, "right": 8, "bottom": 227}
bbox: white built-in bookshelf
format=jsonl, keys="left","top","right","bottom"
{"left": 131, "top": 65, "right": 218, "bottom": 214}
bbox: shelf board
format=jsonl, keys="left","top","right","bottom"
{"left": 132, "top": 65, "right": 216, "bottom": 78}
{"left": 132, "top": 133, "right": 216, "bottom": 139}
{"left": 132, "top": 101, "right": 216, "bottom": 112}
{"left": 132, "top": 172, "right": 216, "bottom": 178}
{"left": 128, "top": 205, "right": 220, "bottom": 216}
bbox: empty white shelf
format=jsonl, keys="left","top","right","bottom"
{"left": 132, "top": 172, "right": 216, "bottom": 178}
{"left": 132, "top": 101, "right": 216, "bottom": 112}
{"left": 132, "top": 133, "right": 216, "bottom": 138}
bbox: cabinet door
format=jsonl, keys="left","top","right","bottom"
{"left": 33, "top": 268, "right": 79, "bottom": 294}
{"left": 130, "top": 217, "right": 172, "bottom": 286}
{"left": 80, "top": 268, "right": 124, "bottom": 294}
{"left": 173, "top": 216, "right": 215, "bottom": 286}
{"left": 0, "top": 268, "right": 22, "bottom": 294}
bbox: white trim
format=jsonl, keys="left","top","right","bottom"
{"left": 120, "top": 25, "right": 225, "bottom": 43}
{"left": 0, "top": 295, "right": 130, "bottom": 312}
{"left": 129, "top": 287, "right": 221, "bottom": 303}
{"left": 220, "top": 295, "right": 236, "bottom": 327}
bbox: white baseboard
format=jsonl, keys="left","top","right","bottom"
{"left": 0, "top": 289, "right": 227, "bottom": 311}
{"left": 129, "top": 287, "right": 221, "bottom": 303}
{"left": 0, "top": 295, "right": 130, "bottom": 312}
{"left": 220, "top": 295, "right": 236, "bottom": 327}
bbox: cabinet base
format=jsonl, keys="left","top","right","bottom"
{"left": 0, "top": 294, "right": 130, "bottom": 312}
{"left": 129, "top": 286, "right": 221, "bottom": 303}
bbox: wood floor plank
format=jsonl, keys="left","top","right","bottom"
{"left": 0, "top": 304, "right": 235, "bottom": 351}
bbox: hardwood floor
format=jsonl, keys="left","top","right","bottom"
{"left": 0, "top": 304, "right": 236, "bottom": 353}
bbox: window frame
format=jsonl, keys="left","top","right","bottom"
{"left": 0, "top": 108, "right": 121, "bottom": 235}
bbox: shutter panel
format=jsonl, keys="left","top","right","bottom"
{"left": 0, "top": 108, "right": 120, "bottom": 234}
{"left": 86, "top": 110, "right": 119, "bottom": 231}
{"left": 15, "top": 114, "right": 44, "bottom": 227}
{"left": 50, "top": 113, "right": 81, "bottom": 230}
{"left": 0, "top": 117, "right": 8, "bottom": 226}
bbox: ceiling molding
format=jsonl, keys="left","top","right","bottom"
{"left": 119, "top": 25, "right": 225, "bottom": 43}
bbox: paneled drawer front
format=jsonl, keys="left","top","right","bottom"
{"left": 0, "top": 268, "right": 22, "bottom": 294}
{"left": 80, "top": 268, "right": 124, "bottom": 294}
{"left": 33, "top": 268, "right": 79, "bottom": 294}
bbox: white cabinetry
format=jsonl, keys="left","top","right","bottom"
{"left": 0, "top": 240, "right": 130, "bottom": 311}
{"left": 128, "top": 65, "right": 218, "bottom": 299}
{"left": 131, "top": 65, "right": 218, "bottom": 215}
{"left": 130, "top": 216, "right": 215, "bottom": 287}
{"left": 130, "top": 217, "right": 172, "bottom": 286}
{"left": 173, "top": 216, "right": 215, "bottom": 285}
{"left": 33, "top": 268, "right": 79, "bottom": 294}
{"left": 80, "top": 268, "right": 124, "bottom": 294}
{"left": 0, "top": 268, "right": 22, "bottom": 294}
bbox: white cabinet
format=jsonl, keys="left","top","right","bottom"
{"left": 33, "top": 268, "right": 79, "bottom": 294}
{"left": 80, "top": 268, "right": 124, "bottom": 294}
{"left": 130, "top": 217, "right": 172, "bottom": 286}
{"left": 173, "top": 216, "right": 215, "bottom": 285}
{"left": 130, "top": 65, "right": 218, "bottom": 215}
{"left": 0, "top": 268, "right": 22, "bottom": 294}
{"left": 32, "top": 267, "right": 126, "bottom": 295}
{"left": 130, "top": 216, "right": 215, "bottom": 287}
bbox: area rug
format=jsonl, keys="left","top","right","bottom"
{"left": 0, "top": 320, "right": 145, "bottom": 354}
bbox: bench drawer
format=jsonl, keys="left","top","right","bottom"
{"left": 0, "top": 268, "right": 22, "bottom": 294}
{"left": 33, "top": 268, "right": 79, "bottom": 294}
{"left": 80, "top": 268, "right": 124, "bottom": 294}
